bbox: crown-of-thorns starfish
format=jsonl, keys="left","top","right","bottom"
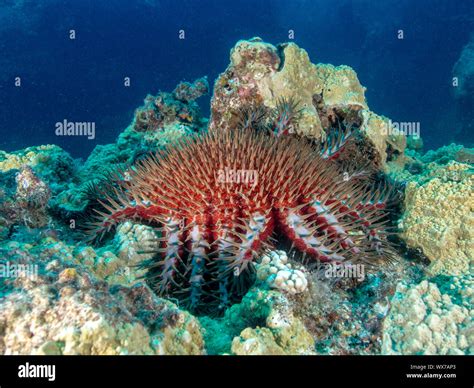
{"left": 87, "top": 110, "right": 397, "bottom": 315}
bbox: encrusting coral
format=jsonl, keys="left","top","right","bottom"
{"left": 200, "top": 287, "right": 315, "bottom": 355}
{"left": 382, "top": 277, "right": 473, "bottom": 355}
{"left": 133, "top": 76, "right": 208, "bottom": 133}
{"left": 0, "top": 238, "right": 205, "bottom": 355}
{"left": 398, "top": 161, "right": 473, "bottom": 276}
{"left": 0, "top": 166, "right": 51, "bottom": 232}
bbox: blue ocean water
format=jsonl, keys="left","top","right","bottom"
{"left": 0, "top": 0, "right": 472, "bottom": 157}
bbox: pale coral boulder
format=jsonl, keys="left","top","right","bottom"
{"left": 399, "top": 161, "right": 474, "bottom": 276}
{"left": 210, "top": 37, "right": 406, "bottom": 170}
{"left": 382, "top": 278, "right": 473, "bottom": 355}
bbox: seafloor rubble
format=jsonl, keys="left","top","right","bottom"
{"left": 0, "top": 38, "right": 472, "bottom": 355}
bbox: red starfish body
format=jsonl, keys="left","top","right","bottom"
{"left": 88, "top": 127, "right": 396, "bottom": 314}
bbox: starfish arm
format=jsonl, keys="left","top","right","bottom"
{"left": 319, "top": 120, "right": 354, "bottom": 160}
{"left": 144, "top": 216, "right": 187, "bottom": 295}
{"left": 215, "top": 211, "right": 274, "bottom": 278}
{"left": 276, "top": 205, "right": 347, "bottom": 262}
{"left": 301, "top": 182, "right": 397, "bottom": 264}
{"left": 182, "top": 221, "right": 211, "bottom": 311}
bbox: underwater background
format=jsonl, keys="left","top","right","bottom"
{"left": 0, "top": 0, "right": 473, "bottom": 156}
{"left": 0, "top": 0, "right": 473, "bottom": 356}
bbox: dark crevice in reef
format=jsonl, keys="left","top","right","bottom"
{"left": 275, "top": 43, "right": 287, "bottom": 72}
{"left": 395, "top": 238, "right": 431, "bottom": 267}
{"left": 386, "top": 143, "right": 401, "bottom": 162}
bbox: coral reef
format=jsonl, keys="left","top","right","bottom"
{"left": 14, "top": 166, "right": 51, "bottom": 227}
{"left": 0, "top": 166, "right": 51, "bottom": 235}
{"left": 133, "top": 76, "right": 208, "bottom": 133}
{"left": 75, "top": 222, "right": 157, "bottom": 286}
{"left": 398, "top": 161, "right": 473, "bottom": 276}
{"left": 0, "top": 145, "right": 76, "bottom": 181}
{"left": 0, "top": 38, "right": 471, "bottom": 356}
{"left": 421, "top": 143, "right": 474, "bottom": 165}
{"left": 382, "top": 276, "right": 473, "bottom": 355}
{"left": 231, "top": 320, "right": 314, "bottom": 355}
{"left": 229, "top": 292, "right": 315, "bottom": 355}
{"left": 256, "top": 250, "right": 308, "bottom": 294}
{"left": 173, "top": 76, "right": 209, "bottom": 103}
{"left": 198, "top": 251, "right": 421, "bottom": 355}
{"left": 199, "top": 287, "right": 315, "bottom": 355}
{"left": 210, "top": 37, "right": 406, "bottom": 170}
{"left": 0, "top": 238, "right": 204, "bottom": 355}
{"left": 293, "top": 262, "right": 421, "bottom": 355}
